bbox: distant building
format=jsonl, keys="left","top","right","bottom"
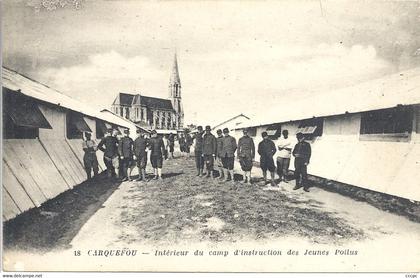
{"left": 212, "top": 113, "right": 250, "bottom": 133}
{"left": 111, "top": 53, "right": 184, "bottom": 130}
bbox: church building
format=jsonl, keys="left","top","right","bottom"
{"left": 111, "top": 54, "right": 184, "bottom": 130}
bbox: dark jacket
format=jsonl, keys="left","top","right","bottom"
{"left": 119, "top": 136, "right": 133, "bottom": 158}
{"left": 258, "top": 138, "right": 276, "bottom": 157}
{"left": 202, "top": 133, "right": 217, "bottom": 155}
{"left": 98, "top": 135, "right": 119, "bottom": 158}
{"left": 194, "top": 132, "right": 204, "bottom": 153}
{"left": 168, "top": 134, "right": 175, "bottom": 147}
{"left": 149, "top": 136, "right": 165, "bottom": 157}
{"left": 178, "top": 136, "right": 186, "bottom": 147}
{"left": 185, "top": 134, "right": 193, "bottom": 146}
{"left": 133, "top": 136, "right": 148, "bottom": 157}
{"left": 216, "top": 136, "right": 224, "bottom": 157}
{"left": 220, "top": 135, "right": 237, "bottom": 158}
{"left": 238, "top": 135, "right": 255, "bottom": 159}
{"left": 292, "top": 141, "right": 312, "bottom": 163}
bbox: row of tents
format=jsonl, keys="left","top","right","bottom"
{"left": 2, "top": 67, "right": 147, "bottom": 221}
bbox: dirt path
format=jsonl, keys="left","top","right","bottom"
{"left": 3, "top": 157, "right": 420, "bottom": 272}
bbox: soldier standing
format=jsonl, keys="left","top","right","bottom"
{"left": 220, "top": 128, "right": 237, "bottom": 183}
{"left": 162, "top": 135, "right": 169, "bottom": 160}
{"left": 178, "top": 133, "right": 186, "bottom": 157}
{"left": 133, "top": 129, "right": 149, "bottom": 182}
{"left": 98, "top": 128, "right": 120, "bottom": 179}
{"left": 257, "top": 131, "right": 277, "bottom": 187}
{"left": 168, "top": 133, "right": 175, "bottom": 159}
{"left": 202, "top": 126, "right": 217, "bottom": 178}
{"left": 118, "top": 129, "right": 134, "bottom": 182}
{"left": 82, "top": 132, "right": 99, "bottom": 180}
{"left": 276, "top": 129, "right": 293, "bottom": 182}
{"left": 237, "top": 128, "right": 255, "bottom": 184}
{"left": 292, "top": 132, "right": 312, "bottom": 192}
{"left": 185, "top": 132, "right": 193, "bottom": 157}
{"left": 149, "top": 130, "right": 165, "bottom": 180}
{"left": 215, "top": 129, "right": 224, "bottom": 179}
{"left": 193, "top": 126, "right": 204, "bottom": 176}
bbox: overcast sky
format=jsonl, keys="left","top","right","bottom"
{"left": 3, "top": 0, "right": 420, "bottom": 126}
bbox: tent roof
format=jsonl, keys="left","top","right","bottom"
{"left": 2, "top": 67, "right": 130, "bottom": 128}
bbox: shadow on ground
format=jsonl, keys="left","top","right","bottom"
{"left": 3, "top": 173, "right": 122, "bottom": 253}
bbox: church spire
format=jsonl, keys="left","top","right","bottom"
{"left": 168, "top": 51, "right": 183, "bottom": 129}
{"left": 170, "top": 52, "right": 181, "bottom": 86}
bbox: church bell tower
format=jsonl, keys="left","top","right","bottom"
{"left": 169, "top": 53, "right": 184, "bottom": 129}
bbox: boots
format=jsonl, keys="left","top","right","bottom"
{"left": 263, "top": 171, "right": 268, "bottom": 184}
{"left": 270, "top": 172, "right": 277, "bottom": 187}
{"left": 229, "top": 170, "right": 235, "bottom": 184}
{"left": 221, "top": 169, "right": 228, "bottom": 182}
{"left": 136, "top": 168, "right": 145, "bottom": 181}
{"left": 219, "top": 168, "right": 225, "bottom": 180}
{"left": 246, "top": 172, "right": 252, "bottom": 185}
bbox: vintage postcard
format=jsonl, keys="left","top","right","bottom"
{"left": 2, "top": 0, "right": 420, "bottom": 274}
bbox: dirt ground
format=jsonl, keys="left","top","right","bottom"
{"left": 3, "top": 156, "right": 420, "bottom": 271}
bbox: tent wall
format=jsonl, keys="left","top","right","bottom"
{"left": 235, "top": 105, "right": 420, "bottom": 202}
{"left": 2, "top": 104, "right": 109, "bottom": 222}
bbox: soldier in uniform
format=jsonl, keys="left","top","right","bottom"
{"left": 178, "top": 133, "right": 186, "bottom": 157}
{"left": 237, "top": 128, "right": 255, "bottom": 184}
{"left": 276, "top": 129, "right": 293, "bottom": 182}
{"left": 133, "top": 129, "right": 149, "bottom": 181}
{"left": 162, "top": 135, "right": 169, "bottom": 160}
{"left": 292, "top": 132, "right": 312, "bottom": 192}
{"left": 193, "top": 126, "right": 204, "bottom": 176}
{"left": 168, "top": 133, "right": 175, "bottom": 159}
{"left": 119, "top": 129, "right": 134, "bottom": 182}
{"left": 202, "top": 125, "right": 217, "bottom": 178}
{"left": 149, "top": 130, "right": 165, "bottom": 180}
{"left": 98, "top": 128, "right": 120, "bottom": 178}
{"left": 215, "top": 129, "right": 224, "bottom": 179}
{"left": 220, "top": 128, "right": 237, "bottom": 183}
{"left": 257, "top": 131, "right": 277, "bottom": 187}
{"left": 185, "top": 131, "right": 193, "bottom": 157}
{"left": 82, "top": 132, "right": 99, "bottom": 180}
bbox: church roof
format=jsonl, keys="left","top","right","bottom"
{"left": 139, "top": 95, "right": 174, "bottom": 110}
{"left": 113, "top": 92, "right": 174, "bottom": 111}
{"left": 112, "top": 92, "right": 135, "bottom": 106}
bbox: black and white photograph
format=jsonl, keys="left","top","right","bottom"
{"left": 1, "top": 0, "right": 420, "bottom": 274}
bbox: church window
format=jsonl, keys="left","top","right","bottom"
{"left": 125, "top": 107, "right": 130, "bottom": 119}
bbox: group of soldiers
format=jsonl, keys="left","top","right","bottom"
{"left": 82, "top": 128, "right": 172, "bottom": 182}
{"left": 82, "top": 125, "right": 312, "bottom": 191}
{"left": 191, "top": 126, "right": 312, "bottom": 192}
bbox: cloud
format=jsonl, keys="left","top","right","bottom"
{"left": 180, "top": 42, "right": 392, "bottom": 125}
{"left": 40, "top": 51, "right": 166, "bottom": 109}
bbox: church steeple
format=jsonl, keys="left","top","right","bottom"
{"left": 170, "top": 53, "right": 181, "bottom": 89}
{"left": 169, "top": 52, "right": 183, "bottom": 129}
